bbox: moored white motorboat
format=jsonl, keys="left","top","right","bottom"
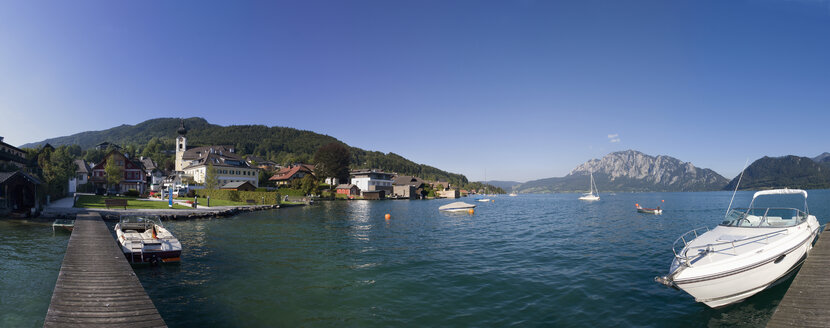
{"left": 439, "top": 202, "right": 476, "bottom": 212}
{"left": 477, "top": 198, "right": 491, "bottom": 202}
{"left": 655, "top": 189, "right": 820, "bottom": 308}
{"left": 509, "top": 192, "right": 517, "bottom": 197}
{"left": 115, "top": 215, "right": 182, "bottom": 264}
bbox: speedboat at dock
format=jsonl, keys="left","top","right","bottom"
{"left": 115, "top": 215, "right": 182, "bottom": 265}
{"left": 655, "top": 189, "right": 820, "bottom": 308}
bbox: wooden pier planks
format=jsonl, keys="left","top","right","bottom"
{"left": 44, "top": 212, "right": 166, "bottom": 328}
{"left": 767, "top": 225, "right": 830, "bottom": 327}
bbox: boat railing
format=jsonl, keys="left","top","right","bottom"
{"left": 671, "top": 227, "right": 789, "bottom": 267}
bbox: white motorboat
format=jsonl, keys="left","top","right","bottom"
{"left": 115, "top": 215, "right": 182, "bottom": 265}
{"left": 655, "top": 188, "right": 820, "bottom": 308}
{"left": 439, "top": 202, "right": 476, "bottom": 212}
{"left": 509, "top": 192, "right": 518, "bottom": 197}
{"left": 578, "top": 170, "right": 600, "bottom": 201}
{"left": 477, "top": 198, "right": 492, "bottom": 202}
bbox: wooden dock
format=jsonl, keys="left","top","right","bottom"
{"left": 44, "top": 212, "right": 166, "bottom": 328}
{"left": 767, "top": 225, "right": 830, "bottom": 327}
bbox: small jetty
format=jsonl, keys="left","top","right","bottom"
{"left": 44, "top": 212, "right": 166, "bottom": 328}
{"left": 767, "top": 225, "right": 830, "bottom": 328}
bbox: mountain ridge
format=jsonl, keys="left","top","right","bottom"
{"left": 516, "top": 150, "right": 729, "bottom": 193}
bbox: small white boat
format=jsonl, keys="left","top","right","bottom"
{"left": 477, "top": 198, "right": 491, "bottom": 202}
{"left": 655, "top": 188, "right": 820, "bottom": 308}
{"left": 439, "top": 202, "right": 476, "bottom": 212}
{"left": 115, "top": 216, "right": 182, "bottom": 265}
{"left": 578, "top": 170, "right": 600, "bottom": 201}
{"left": 509, "top": 192, "right": 518, "bottom": 197}
{"left": 636, "top": 204, "right": 662, "bottom": 215}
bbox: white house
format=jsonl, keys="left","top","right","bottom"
{"left": 68, "top": 159, "right": 90, "bottom": 193}
{"left": 350, "top": 169, "right": 394, "bottom": 196}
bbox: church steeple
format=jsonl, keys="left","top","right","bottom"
{"left": 177, "top": 119, "right": 188, "bottom": 136}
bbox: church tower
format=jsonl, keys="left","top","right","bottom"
{"left": 175, "top": 119, "right": 188, "bottom": 171}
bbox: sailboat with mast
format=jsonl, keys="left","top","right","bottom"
{"left": 478, "top": 169, "right": 491, "bottom": 202}
{"left": 578, "top": 169, "right": 600, "bottom": 201}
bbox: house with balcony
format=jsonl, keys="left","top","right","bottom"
{"left": 0, "top": 136, "right": 28, "bottom": 170}
{"left": 90, "top": 150, "right": 147, "bottom": 194}
{"left": 182, "top": 152, "right": 260, "bottom": 188}
{"left": 350, "top": 169, "right": 394, "bottom": 197}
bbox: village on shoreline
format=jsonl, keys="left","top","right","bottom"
{"left": 1, "top": 120, "right": 495, "bottom": 220}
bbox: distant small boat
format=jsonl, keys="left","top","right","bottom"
{"left": 636, "top": 204, "right": 662, "bottom": 215}
{"left": 439, "top": 202, "right": 476, "bottom": 212}
{"left": 509, "top": 192, "right": 518, "bottom": 197}
{"left": 578, "top": 170, "right": 600, "bottom": 201}
{"left": 477, "top": 198, "right": 491, "bottom": 202}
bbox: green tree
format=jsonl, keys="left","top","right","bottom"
{"left": 38, "top": 146, "right": 75, "bottom": 197}
{"left": 313, "top": 142, "right": 351, "bottom": 187}
{"left": 300, "top": 174, "right": 319, "bottom": 196}
{"left": 105, "top": 156, "right": 123, "bottom": 192}
{"left": 205, "top": 162, "right": 219, "bottom": 189}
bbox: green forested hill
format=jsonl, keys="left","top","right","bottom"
{"left": 21, "top": 117, "right": 469, "bottom": 185}
{"left": 724, "top": 155, "right": 830, "bottom": 190}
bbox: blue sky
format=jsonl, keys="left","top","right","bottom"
{"left": 1, "top": 0, "right": 828, "bottom": 182}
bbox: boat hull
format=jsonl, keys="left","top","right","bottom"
{"left": 673, "top": 226, "right": 818, "bottom": 308}
{"left": 124, "top": 250, "right": 182, "bottom": 264}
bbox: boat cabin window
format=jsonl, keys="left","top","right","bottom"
{"left": 721, "top": 208, "right": 807, "bottom": 228}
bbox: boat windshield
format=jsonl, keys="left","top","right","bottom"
{"left": 720, "top": 208, "right": 807, "bottom": 228}
{"left": 119, "top": 215, "right": 162, "bottom": 230}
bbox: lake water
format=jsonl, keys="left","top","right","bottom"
{"left": 3, "top": 190, "right": 830, "bottom": 327}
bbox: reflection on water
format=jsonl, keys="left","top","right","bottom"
{"left": 3, "top": 190, "right": 830, "bottom": 327}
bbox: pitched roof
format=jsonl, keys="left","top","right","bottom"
{"left": 269, "top": 164, "right": 314, "bottom": 181}
{"left": 74, "top": 159, "right": 91, "bottom": 174}
{"left": 221, "top": 181, "right": 255, "bottom": 189}
{"left": 182, "top": 152, "right": 252, "bottom": 170}
{"left": 393, "top": 175, "right": 425, "bottom": 186}
{"left": 140, "top": 158, "right": 157, "bottom": 171}
{"left": 181, "top": 145, "right": 239, "bottom": 161}
{"left": 0, "top": 170, "right": 42, "bottom": 185}
{"left": 336, "top": 184, "right": 358, "bottom": 189}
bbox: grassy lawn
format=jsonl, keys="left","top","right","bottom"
{"left": 74, "top": 195, "right": 192, "bottom": 209}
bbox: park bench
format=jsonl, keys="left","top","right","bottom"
{"left": 246, "top": 199, "right": 256, "bottom": 205}
{"left": 104, "top": 199, "right": 128, "bottom": 209}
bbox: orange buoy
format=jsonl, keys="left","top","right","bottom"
{"left": 662, "top": 200, "right": 665, "bottom": 202}
{"left": 385, "top": 213, "right": 391, "bottom": 220}
{"left": 468, "top": 209, "right": 475, "bottom": 214}
{"left": 491, "top": 199, "right": 494, "bottom": 203}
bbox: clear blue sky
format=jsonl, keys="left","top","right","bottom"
{"left": 1, "top": 0, "right": 828, "bottom": 182}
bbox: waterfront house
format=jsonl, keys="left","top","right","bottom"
{"left": 183, "top": 152, "right": 260, "bottom": 188}
{"left": 220, "top": 181, "right": 256, "bottom": 191}
{"left": 350, "top": 169, "right": 394, "bottom": 197}
{"left": 68, "top": 159, "right": 91, "bottom": 193}
{"left": 438, "top": 189, "right": 460, "bottom": 199}
{"left": 335, "top": 184, "right": 360, "bottom": 197}
{"left": 392, "top": 175, "right": 426, "bottom": 199}
{"left": 0, "top": 170, "right": 42, "bottom": 216}
{"left": 269, "top": 164, "right": 315, "bottom": 186}
{"left": 90, "top": 150, "right": 147, "bottom": 194}
{"left": 362, "top": 190, "right": 385, "bottom": 200}
{"left": 0, "top": 136, "right": 28, "bottom": 169}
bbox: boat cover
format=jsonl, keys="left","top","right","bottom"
{"left": 753, "top": 188, "right": 807, "bottom": 199}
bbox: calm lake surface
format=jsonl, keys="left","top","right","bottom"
{"left": 4, "top": 190, "right": 830, "bottom": 327}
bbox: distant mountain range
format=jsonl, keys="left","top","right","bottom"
{"left": 19, "top": 117, "right": 470, "bottom": 185}
{"left": 725, "top": 155, "right": 830, "bottom": 190}
{"left": 515, "top": 150, "right": 729, "bottom": 193}
{"left": 481, "top": 180, "right": 522, "bottom": 191}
